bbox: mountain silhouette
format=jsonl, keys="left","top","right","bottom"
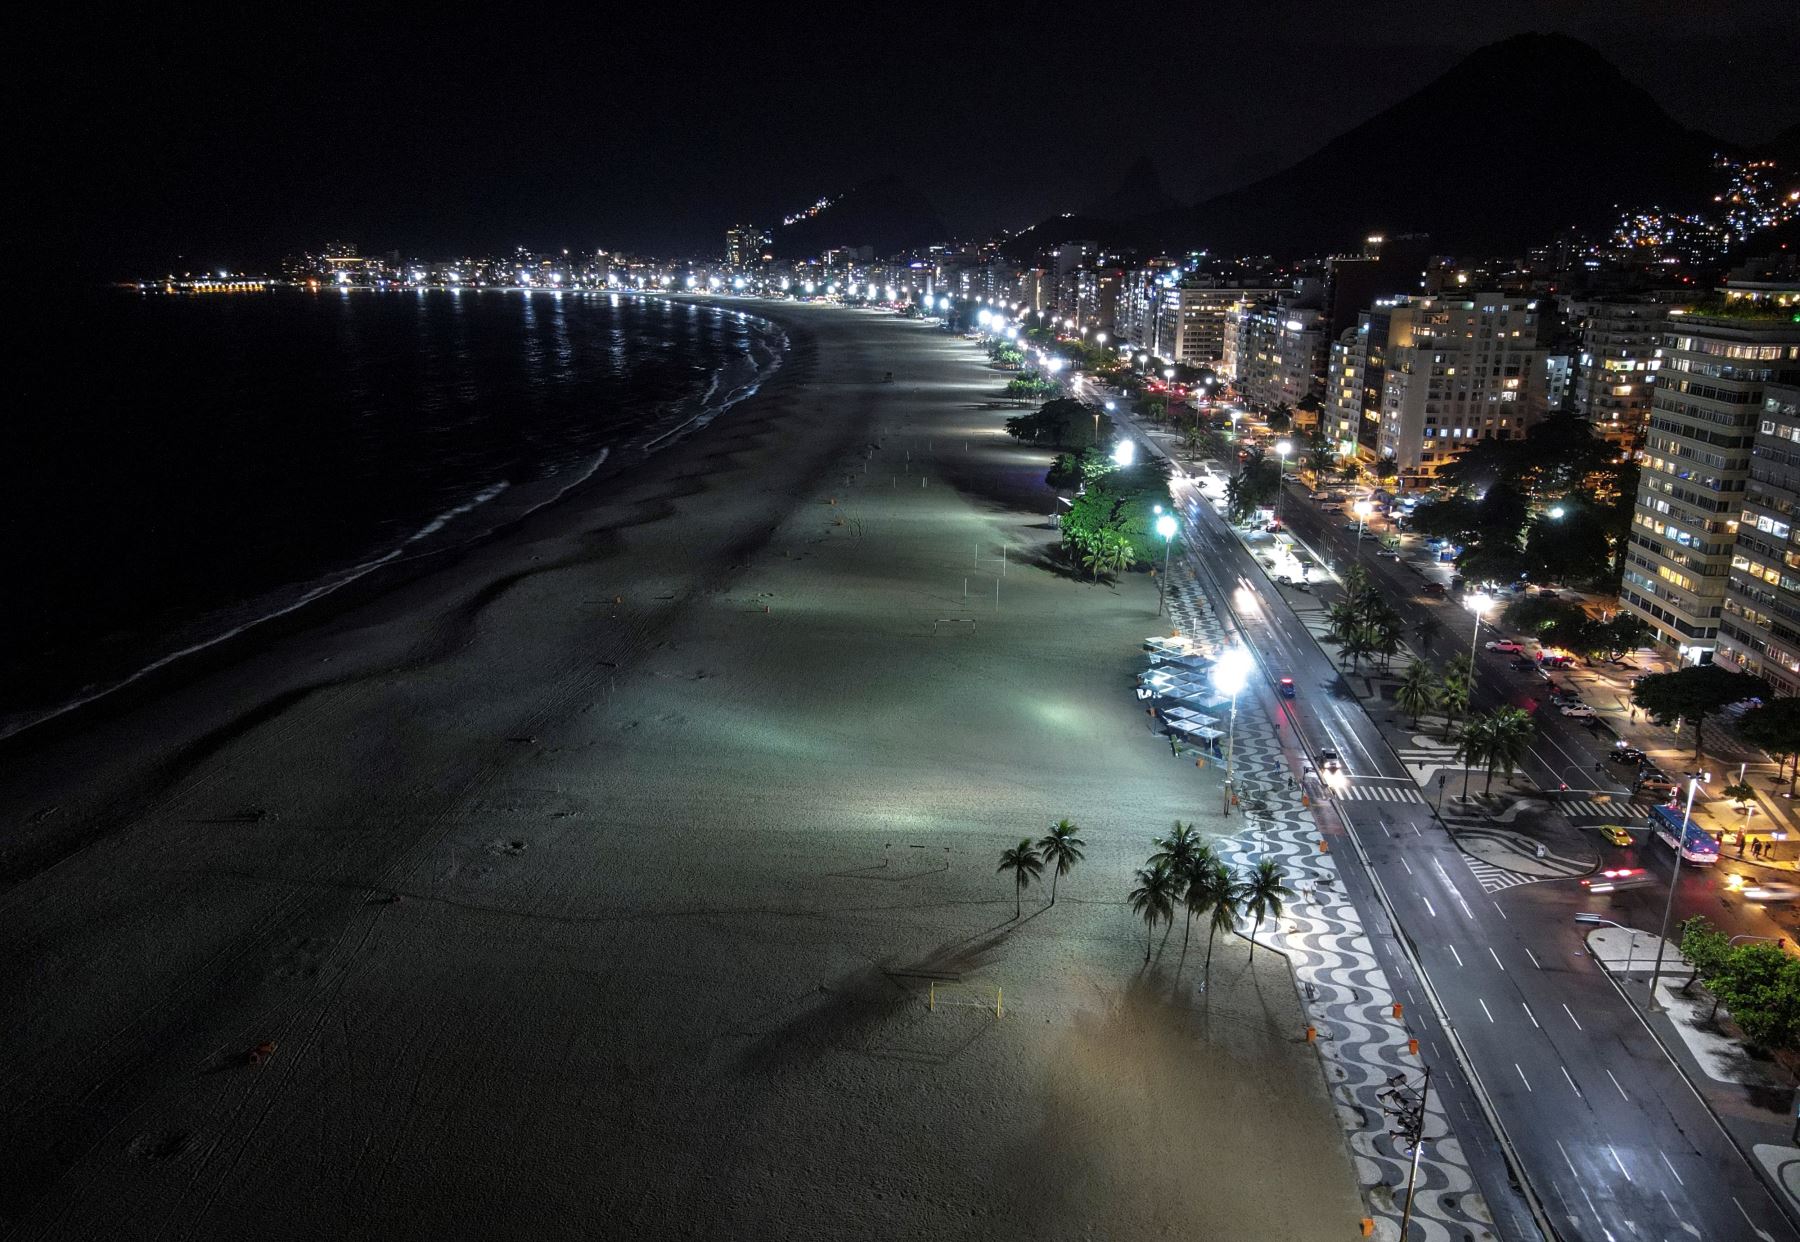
{"left": 1169, "top": 32, "right": 1726, "bottom": 254}
{"left": 1081, "top": 156, "right": 1179, "bottom": 220}
{"left": 769, "top": 176, "right": 947, "bottom": 258}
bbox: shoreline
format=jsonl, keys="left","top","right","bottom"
{"left": 0, "top": 295, "right": 790, "bottom": 754}
{"left": 0, "top": 307, "right": 1361, "bottom": 1240}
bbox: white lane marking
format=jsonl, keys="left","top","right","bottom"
{"left": 1526, "top": 947, "right": 1540, "bottom": 968}
{"left": 1479, "top": 998, "right": 1495, "bottom": 1022}
{"left": 1735, "top": 1195, "right": 1776, "bottom": 1241}
{"left": 1494, "top": 899, "right": 1509, "bottom": 919}
{"left": 1448, "top": 944, "right": 1463, "bottom": 967}
{"left": 1607, "top": 1069, "right": 1629, "bottom": 1100}
{"left": 1422, "top": 896, "right": 1436, "bottom": 917}
{"left": 1561, "top": 1065, "right": 1580, "bottom": 1095}
{"left": 1381, "top": 820, "right": 1392, "bottom": 837}
{"left": 1489, "top": 946, "right": 1506, "bottom": 971}
{"left": 1660, "top": 1150, "right": 1683, "bottom": 1185}
{"left": 1609, "top": 1144, "right": 1631, "bottom": 1183}
{"left": 1402, "top": 857, "right": 1414, "bottom": 875}
{"left": 1523, "top": 1002, "right": 1540, "bottom": 1028}
{"left": 1515, "top": 1062, "right": 1532, "bottom": 1091}
{"left": 1452, "top": 888, "right": 1476, "bottom": 920}
{"left": 1562, "top": 1003, "right": 1583, "bottom": 1031}
{"left": 1557, "top": 1139, "right": 1579, "bottom": 1177}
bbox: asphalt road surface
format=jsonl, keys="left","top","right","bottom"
{"left": 1165, "top": 466, "right": 1797, "bottom": 1242}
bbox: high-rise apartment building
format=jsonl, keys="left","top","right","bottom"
{"left": 1569, "top": 298, "right": 1672, "bottom": 457}
{"left": 725, "top": 226, "right": 769, "bottom": 267}
{"left": 1717, "top": 383, "right": 1800, "bottom": 693}
{"left": 1621, "top": 311, "right": 1800, "bottom": 662}
{"left": 1155, "top": 282, "right": 1276, "bottom": 369}
{"left": 1371, "top": 294, "right": 1548, "bottom": 485}
{"left": 1224, "top": 283, "right": 1327, "bottom": 411}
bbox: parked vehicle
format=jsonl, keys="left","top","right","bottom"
{"left": 1560, "top": 704, "right": 1598, "bottom": 718}
{"left": 1376, "top": 548, "right": 1401, "bottom": 560}
{"left": 1485, "top": 639, "right": 1524, "bottom": 653}
{"left": 1608, "top": 746, "right": 1647, "bottom": 765}
{"left": 1635, "top": 770, "right": 1677, "bottom": 797}
{"left": 1422, "top": 582, "right": 1448, "bottom": 598}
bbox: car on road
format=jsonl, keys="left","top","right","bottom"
{"left": 1485, "top": 639, "right": 1524, "bottom": 653}
{"left": 1309, "top": 491, "right": 1335, "bottom": 502}
{"left": 1376, "top": 548, "right": 1401, "bottom": 560}
{"left": 1582, "top": 867, "right": 1653, "bottom": 894}
{"left": 1597, "top": 824, "right": 1635, "bottom": 847}
{"left": 1279, "top": 677, "right": 1296, "bottom": 699}
{"left": 1609, "top": 746, "right": 1647, "bottom": 765}
{"left": 1560, "top": 704, "right": 1598, "bottom": 718}
{"left": 1743, "top": 881, "right": 1800, "bottom": 903}
{"left": 1422, "top": 582, "right": 1448, "bottom": 598}
{"left": 1317, "top": 746, "right": 1341, "bottom": 772}
{"left": 1537, "top": 653, "right": 1574, "bottom": 668}
{"left": 1509, "top": 657, "right": 1536, "bottom": 672}
{"left": 1636, "top": 770, "right": 1677, "bottom": 797}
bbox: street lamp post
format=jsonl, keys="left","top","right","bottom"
{"left": 1378, "top": 1068, "right": 1433, "bottom": 1240}
{"left": 1275, "top": 440, "right": 1292, "bottom": 521}
{"left": 1156, "top": 511, "right": 1178, "bottom": 615}
{"left": 1214, "top": 647, "right": 1253, "bottom": 815}
{"left": 1648, "top": 770, "right": 1709, "bottom": 1008}
{"left": 1353, "top": 499, "right": 1373, "bottom": 560}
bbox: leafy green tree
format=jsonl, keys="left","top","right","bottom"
{"left": 997, "top": 838, "right": 1043, "bottom": 920}
{"left": 1631, "top": 666, "right": 1771, "bottom": 763}
{"left": 1149, "top": 821, "right": 1202, "bottom": 873}
{"left": 1241, "top": 860, "right": 1292, "bottom": 963}
{"left": 1174, "top": 844, "right": 1221, "bottom": 956}
{"left": 1711, "top": 942, "right": 1800, "bottom": 1052}
{"left": 1396, "top": 661, "right": 1438, "bottom": 728}
{"left": 1722, "top": 781, "right": 1756, "bottom": 808}
{"left": 1740, "top": 697, "right": 1800, "bottom": 796}
{"left": 1128, "top": 862, "right": 1184, "bottom": 962}
{"left": 1478, "top": 707, "right": 1534, "bottom": 795}
{"left": 1037, "top": 820, "right": 1085, "bottom": 905}
{"left": 1679, "top": 916, "right": 1734, "bottom": 1014}
{"left": 1454, "top": 713, "right": 1496, "bottom": 800}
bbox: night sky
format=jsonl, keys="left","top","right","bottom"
{"left": 32, "top": 0, "right": 1800, "bottom": 274}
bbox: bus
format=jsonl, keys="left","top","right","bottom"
{"left": 1646, "top": 803, "right": 1720, "bottom": 865}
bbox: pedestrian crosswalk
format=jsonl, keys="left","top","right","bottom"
{"left": 1338, "top": 781, "right": 1427, "bottom": 805}
{"left": 1558, "top": 798, "right": 1649, "bottom": 820}
{"left": 1463, "top": 858, "right": 1538, "bottom": 893}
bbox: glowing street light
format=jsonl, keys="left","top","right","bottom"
{"left": 1155, "top": 511, "right": 1179, "bottom": 615}
{"left": 1275, "top": 440, "right": 1293, "bottom": 519}
{"left": 1214, "top": 645, "right": 1255, "bottom": 814}
{"left": 1548, "top": 505, "right": 1567, "bottom": 520}
{"left": 1112, "top": 438, "right": 1136, "bottom": 467}
{"left": 1353, "top": 499, "right": 1374, "bottom": 558}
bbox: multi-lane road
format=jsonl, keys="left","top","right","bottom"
{"left": 1162, "top": 462, "right": 1798, "bottom": 1242}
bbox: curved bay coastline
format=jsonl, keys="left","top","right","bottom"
{"left": 0, "top": 293, "right": 803, "bottom": 884}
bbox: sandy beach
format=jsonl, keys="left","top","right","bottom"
{"left": 0, "top": 304, "right": 1361, "bottom": 1240}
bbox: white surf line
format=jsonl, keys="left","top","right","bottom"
{"left": 1606, "top": 1069, "right": 1630, "bottom": 1100}
{"left": 1516, "top": 1063, "right": 1533, "bottom": 1092}
{"left": 1562, "top": 1003, "right": 1583, "bottom": 1030}
{"left": 1479, "top": 998, "right": 1495, "bottom": 1022}
{"left": 1660, "top": 1150, "right": 1684, "bottom": 1185}
{"left": 1561, "top": 1066, "right": 1581, "bottom": 1095}
{"left": 1522, "top": 1002, "right": 1539, "bottom": 1028}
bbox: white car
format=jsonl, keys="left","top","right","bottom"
{"left": 1560, "top": 704, "right": 1597, "bottom": 718}
{"left": 1743, "top": 882, "right": 1800, "bottom": 904}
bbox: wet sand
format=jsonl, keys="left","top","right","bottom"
{"left": 0, "top": 305, "right": 1361, "bottom": 1240}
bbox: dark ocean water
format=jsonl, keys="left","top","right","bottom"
{"left": 1, "top": 289, "right": 785, "bottom": 735}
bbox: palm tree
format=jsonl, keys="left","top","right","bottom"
{"left": 1198, "top": 861, "right": 1243, "bottom": 982}
{"left": 1036, "top": 820, "right": 1085, "bottom": 905}
{"left": 997, "top": 839, "right": 1043, "bottom": 920}
{"left": 1454, "top": 713, "right": 1497, "bottom": 802}
{"left": 1436, "top": 665, "right": 1470, "bottom": 739}
{"left": 1149, "top": 821, "right": 1201, "bottom": 873}
{"left": 1127, "top": 862, "right": 1184, "bottom": 962}
{"left": 1241, "top": 859, "right": 1293, "bottom": 962}
{"left": 1177, "top": 845, "right": 1222, "bottom": 956}
{"left": 1482, "top": 707, "right": 1535, "bottom": 796}
{"left": 1396, "top": 661, "right": 1437, "bottom": 729}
